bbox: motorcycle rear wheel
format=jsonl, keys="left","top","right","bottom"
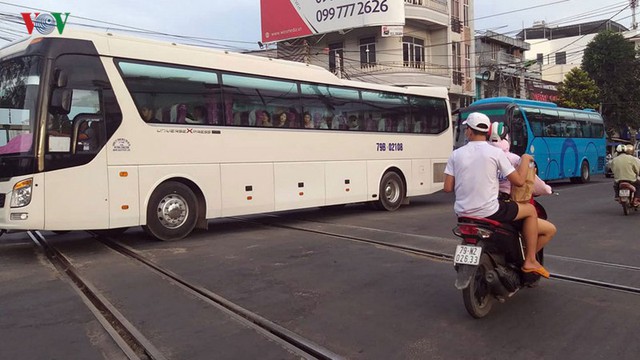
{"left": 623, "top": 201, "right": 629, "bottom": 216}
{"left": 462, "top": 254, "right": 494, "bottom": 319}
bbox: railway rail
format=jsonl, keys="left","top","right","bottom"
{"left": 237, "top": 215, "right": 640, "bottom": 296}
{"left": 24, "top": 213, "right": 640, "bottom": 359}
{"left": 28, "top": 230, "right": 342, "bottom": 360}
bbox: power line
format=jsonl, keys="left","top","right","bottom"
{"left": 538, "top": 5, "right": 631, "bottom": 72}
{"left": 0, "top": 0, "right": 633, "bottom": 89}
{"left": 472, "top": 0, "right": 571, "bottom": 22}
{"left": 546, "top": 2, "right": 628, "bottom": 25}
{"left": 473, "top": 2, "right": 629, "bottom": 38}
{"left": 0, "top": 0, "right": 629, "bottom": 59}
{"left": 0, "top": 2, "right": 259, "bottom": 51}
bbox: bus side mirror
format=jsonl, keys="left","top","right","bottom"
{"left": 50, "top": 88, "right": 73, "bottom": 115}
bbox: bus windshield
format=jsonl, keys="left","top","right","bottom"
{"left": 0, "top": 56, "right": 41, "bottom": 156}
{"left": 455, "top": 105, "right": 507, "bottom": 148}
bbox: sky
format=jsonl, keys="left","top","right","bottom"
{"left": 0, "top": 0, "right": 635, "bottom": 51}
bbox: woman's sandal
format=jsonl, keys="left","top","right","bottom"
{"left": 521, "top": 266, "right": 550, "bottom": 279}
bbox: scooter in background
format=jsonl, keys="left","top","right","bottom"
{"left": 616, "top": 181, "right": 640, "bottom": 216}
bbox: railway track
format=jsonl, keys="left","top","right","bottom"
{"left": 29, "top": 230, "right": 343, "bottom": 360}
{"left": 236, "top": 215, "right": 640, "bottom": 296}
{"left": 26, "top": 214, "right": 640, "bottom": 359}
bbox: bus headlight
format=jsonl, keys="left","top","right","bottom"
{"left": 10, "top": 178, "right": 33, "bottom": 208}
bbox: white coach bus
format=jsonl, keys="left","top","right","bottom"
{"left": 0, "top": 30, "right": 452, "bottom": 241}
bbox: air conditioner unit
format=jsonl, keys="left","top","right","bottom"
{"left": 482, "top": 70, "right": 496, "bottom": 81}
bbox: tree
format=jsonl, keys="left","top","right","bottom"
{"left": 556, "top": 68, "right": 600, "bottom": 110}
{"left": 582, "top": 30, "right": 640, "bottom": 135}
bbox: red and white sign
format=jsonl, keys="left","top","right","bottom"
{"left": 381, "top": 25, "right": 403, "bottom": 37}
{"left": 260, "top": 0, "right": 405, "bottom": 43}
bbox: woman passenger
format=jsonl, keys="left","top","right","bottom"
{"left": 303, "top": 112, "right": 315, "bottom": 128}
{"left": 259, "top": 111, "right": 272, "bottom": 127}
{"left": 276, "top": 112, "right": 288, "bottom": 127}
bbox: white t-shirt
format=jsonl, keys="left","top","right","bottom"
{"left": 445, "top": 141, "right": 516, "bottom": 217}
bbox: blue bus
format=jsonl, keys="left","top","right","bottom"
{"left": 455, "top": 97, "right": 606, "bottom": 183}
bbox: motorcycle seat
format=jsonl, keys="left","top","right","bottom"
{"left": 457, "top": 216, "right": 519, "bottom": 233}
{"left": 619, "top": 182, "right": 637, "bottom": 192}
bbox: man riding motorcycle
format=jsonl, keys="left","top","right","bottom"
{"left": 611, "top": 144, "right": 640, "bottom": 206}
{"left": 444, "top": 112, "right": 548, "bottom": 278}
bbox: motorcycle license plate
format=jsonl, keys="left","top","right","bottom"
{"left": 454, "top": 245, "right": 482, "bottom": 265}
{"left": 619, "top": 189, "right": 631, "bottom": 197}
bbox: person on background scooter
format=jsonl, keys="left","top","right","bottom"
{"left": 443, "top": 112, "right": 549, "bottom": 278}
{"left": 488, "top": 122, "right": 557, "bottom": 254}
{"left": 611, "top": 144, "right": 640, "bottom": 206}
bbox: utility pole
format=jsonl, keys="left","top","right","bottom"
{"left": 521, "top": 59, "right": 537, "bottom": 100}
{"left": 303, "top": 40, "right": 310, "bottom": 65}
{"left": 632, "top": 0, "right": 638, "bottom": 30}
{"left": 520, "top": 68, "right": 526, "bottom": 99}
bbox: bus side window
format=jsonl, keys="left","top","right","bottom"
{"left": 75, "top": 117, "right": 101, "bottom": 152}
{"left": 413, "top": 117, "right": 422, "bottom": 133}
{"left": 45, "top": 54, "right": 122, "bottom": 169}
{"left": 529, "top": 119, "right": 543, "bottom": 137}
{"left": 364, "top": 113, "right": 378, "bottom": 131}
{"left": 582, "top": 122, "right": 592, "bottom": 137}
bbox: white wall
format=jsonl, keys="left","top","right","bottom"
{"left": 525, "top": 34, "right": 596, "bottom": 83}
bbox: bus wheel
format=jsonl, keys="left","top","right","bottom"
{"left": 377, "top": 171, "right": 405, "bottom": 211}
{"left": 571, "top": 160, "right": 590, "bottom": 184}
{"left": 143, "top": 181, "right": 198, "bottom": 241}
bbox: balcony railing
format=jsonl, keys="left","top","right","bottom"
{"left": 404, "top": 0, "right": 449, "bottom": 14}
{"left": 478, "top": 52, "right": 524, "bottom": 66}
{"left": 347, "top": 61, "right": 450, "bottom": 77}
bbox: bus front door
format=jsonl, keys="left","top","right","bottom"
{"left": 509, "top": 107, "right": 528, "bottom": 156}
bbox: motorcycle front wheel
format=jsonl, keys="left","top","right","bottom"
{"left": 462, "top": 254, "right": 494, "bottom": 319}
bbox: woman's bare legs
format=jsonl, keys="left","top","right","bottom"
{"left": 536, "top": 218, "right": 556, "bottom": 252}
{"left": 513, "top": 202, "right": 542, "bottom": 270}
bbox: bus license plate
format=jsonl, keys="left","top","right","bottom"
{"left": 619, "top": 189, "right": 630, "bottom": 197}
{"left": 454, "top": 245, "right": 482, "bottom": 265}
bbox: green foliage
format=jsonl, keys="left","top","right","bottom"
{"left": 582, "top": 30, "right": 640, "bottom": 135}
{"left": 556, "top": 68, "right": 600, "bottom": 109}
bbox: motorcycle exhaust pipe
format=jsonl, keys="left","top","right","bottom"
{"left": 485, "top": 269, "right": 511, "bottom": 301}
{"left": 495, "top": 265, "right": 521, "bottom": 292}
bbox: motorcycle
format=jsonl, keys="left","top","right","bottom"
{"left": 452, "top": 200, "right": 546, "bottom": 319}
{"left": 616, "top": 181, "right": 639, "bottom": 216}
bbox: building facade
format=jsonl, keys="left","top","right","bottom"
{"left": 475, "top": 30, "right": 541, "bottom": 100}
{"left": 274, "top": 0, "right": 476, "bottom": 111}
{"left": 519, "top": 20, "right": 628, "bottom": 83}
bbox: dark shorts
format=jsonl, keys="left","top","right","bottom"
{"left": 487, "top": 199, "right": 519, "bottom": 222}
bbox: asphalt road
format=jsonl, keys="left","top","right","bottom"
{"left": 1, "top": 174, "right": 639, "bottom": 359}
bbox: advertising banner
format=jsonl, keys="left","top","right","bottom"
{"left": 260, "top": 0, "right": 405, "bottom": 43}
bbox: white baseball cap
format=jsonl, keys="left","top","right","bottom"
{"left": 463, "top": 112, "right": 490, "bottom": 132}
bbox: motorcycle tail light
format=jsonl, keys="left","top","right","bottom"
{"left": 464, "top": 237, "right": 478, "bottom": 245}
{"left": 453, "top": 224, "right": 493, "bottom": 239}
